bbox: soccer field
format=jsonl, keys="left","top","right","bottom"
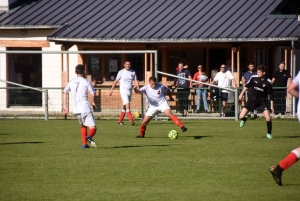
{"left": 0, "top": 119, "right": 299, "bottom": 201}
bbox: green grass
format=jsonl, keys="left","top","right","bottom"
{"left": 0, "top": 119, "right": 299, "bottom": 201}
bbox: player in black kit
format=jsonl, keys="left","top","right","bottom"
{"left": 238, "top": 65, "right": 274, "bottom": 139}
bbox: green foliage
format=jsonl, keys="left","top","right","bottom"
{"left": 0, "top": 119, "right": 299, "bottom": 201}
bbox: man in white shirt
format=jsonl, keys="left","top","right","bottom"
{"left": 211, "top": 64, "right": 238, "bottom": 117}
{"left": 134, "top": 76, "right": 187, "bottom": 138}
{"left": 63, "top": 64, "right": 97, "bottom": 149}
{"left": 110, "top": 61, "right": 139, "bottom": 125}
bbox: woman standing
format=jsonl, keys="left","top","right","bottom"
{"left": 193, "top": 65, "right": 209, "bottom": 113}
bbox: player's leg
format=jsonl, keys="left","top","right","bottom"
{"left": 262, "top": 107, "right": 273, "bottom": 139}
{"left": 124, "top": 93, "right": 134, "bottom": 125}
{"left": 164, "top": 107, "right": 187, "bottom": 132}
{"left": 84, "top": 112, "right": 98, "bottom": 148}
{"left": 76, "top": 113, "right": 89, "bottom": 148}
{"left": 136, "top": 106, "right": 155, "bottom": 138}
{"left": 239, "top": 107, "right": 249, "bottom": 127}
{"left": 269, "top": 147, "right": 300, "bottom": 186}
{"left": 118, "top": 104, "right": 126, "bottom": 125}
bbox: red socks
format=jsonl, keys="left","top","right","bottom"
{"left": 171, "top": 115, "right": 183, "bottom": 127}
{"left": 140, "top": 126, "right": 146, "bottom": 137}
{"left": 127, "top": 111, "right": 133, "bottom": 122}
{"left": 81, "top": 126, "right": 87, "bottom": 145}
{"left": 88, "top": 127, "right": 96, "bottom": 138}
{"left": 279, "top": 150, "right": 300, "bottom": 170}
{"left": 118, "top": 111, "right": 126, "bottom": 122}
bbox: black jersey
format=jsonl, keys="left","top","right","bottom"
{"left": 245, "top": 75, "right": 274, "bottom": 103}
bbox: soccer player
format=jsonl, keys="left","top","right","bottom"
{"left": 238, "top": 65, "right": 274, "bottom": 139}
{"left": 134, "top": 76, "right": 187, "bottom": 138}
{"left": 269, "top": 71, "right": 300, "bottom": 186}
{"left": 63, "top": 64, "right": 97, "bottom": 149}
{"left": 110, "top": 60, "right": 139, "bottom": 125}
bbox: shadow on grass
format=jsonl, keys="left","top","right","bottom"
{"left": 0, "top": 133, "right": 13, "bottom": 135}
{"left": 0, "top": 142, "right": 44, "bottom": 145}
{"left": 111, "top": 144, "right": 172, "bottom": 149}
{"left": 185, "top": 136, "right": 211, "bottom": 140}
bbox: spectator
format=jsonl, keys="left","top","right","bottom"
{"left": 193, "top": 65, "right": 209, "bottom": 113}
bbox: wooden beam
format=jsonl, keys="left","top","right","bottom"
{"left": 0, "top": 40, "right": 50, "bottom": 47}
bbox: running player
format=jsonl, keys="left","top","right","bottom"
{"left": 134, "top": 76, "right": 187, "bottom": 138}
{"left": 63, "top": 64, "right": 97, "bottom": 149}
{"left": 269, "top": 71, "right": 300, "bottom": 186}
{"left": 238, "top": 65, "right": 274, "bottom": 139}
{"left": 110, "top": 61, "right": 139, "bottom": 125}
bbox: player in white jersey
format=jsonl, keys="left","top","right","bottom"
{"left": 133, "top": 76, "right": 187, "bottom": 138}
{"left": 110, "top": 61, "right": 139, "bottom": 125}
{"left": 63, "top": 65, "right": 97, "bottom": 149}
{"left": 269, "top": 71, "right": 300, "bottom": 186}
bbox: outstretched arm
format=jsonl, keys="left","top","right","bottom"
{"left": 63, "top": 92, "right": 69, "bottom": 114}
{"left": 239, "top": 87, "right": 248, "bottom": 100}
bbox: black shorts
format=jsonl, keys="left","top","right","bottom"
{"left": 221, "top": 92, "right": 229, "bottom": 101}
{"left": 244, "top": 101, "right": 270, "bottom": 112}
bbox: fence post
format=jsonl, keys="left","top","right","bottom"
{"left": 44, "top": 89, "right": 48, "bottom": 121}
{"left": 235, "top": 88, "right": 238, "bottom": 121}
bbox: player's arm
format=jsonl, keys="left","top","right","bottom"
{"left": 239, "top": 87, "right": 248, "bottom": 101}
{"left": 109, "top": 79, "right": 119, "bottom": 96}
{"left": 287, "top": 81, "right": 299, "bottom": 98}
{"left": 134, "top": 79, "right": 139, "bottom": 90}
{"left": 268, "top": 86, "right": 274, "bottom": 114}
{"left": 62, "top": 92, "right": 69, "bottom": 114}
{"left": 271, "top": 78, "right": 275, "bottom": 84}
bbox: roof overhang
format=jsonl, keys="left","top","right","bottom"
{"left": 0, "top": 25, "right": 61, "bottom": 29}
{"left": 48, "top": 37, "right": 299, "bottom": 43}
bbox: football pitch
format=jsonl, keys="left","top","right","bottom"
{"left": 0, "top": 119, "right": 299, "bottom": 201}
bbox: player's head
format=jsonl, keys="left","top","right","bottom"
{"left": 75, "top": 64, "right": 85, "bottom": 75}
{"left": 148, "top": 76, "right": 157, "bottom": 89}
{"left": 220, "top": 64, "right": 226, "bottom": 72}
{"left": 124, "top": 61, "right": 131, "bottom": 70}
{"left": 279, "top": 62, "right": 285, "bottom": 71}
{"left": 248, "top": 62, "right": 255, "bottom": 71}
{"left": 257, "top": 65, "right": 267, "bottom": 78}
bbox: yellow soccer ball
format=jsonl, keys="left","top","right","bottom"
{"left": 133, "top": 111, "right": 141, "bottom": 118}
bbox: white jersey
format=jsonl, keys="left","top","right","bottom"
{"left": 116, "top": 69, "right": 137, "bottom": 92}
{"left": 292, "top": 71, "right": 300, "bottom": 121}
{"left": 139, "top": 83, "right": 169, "bottom": 106}
{"left": 63, "top": 77, "right": 95, "bottom": 114}
{"left": 213, "top": 71, "right": 234, "bottom": 93}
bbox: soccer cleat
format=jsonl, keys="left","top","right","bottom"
{"left": 118, "top": 122, "right": 124, "bottom": 125}
{"left": 135, "top": 135, "right": 144, "bottom": 138}
{"left": 181, "top": 126, "right": 187, "bottom": 132}
{"left": 269, "top": 165, "right": 282, "bottom": 186}
{"left": 86, "top": 136, "right": 97, "bottom": 148}
{"left": 239, "top": 116, "right": 248, "bottom": 127}
{"left": 266, "top": 133, "right": 273, "bottom": 139}
{"left": 82, "top": 144, "right": 90, "bottom": 149}
{"left": 131, "top": 121, "right": 135, "bottom": 126}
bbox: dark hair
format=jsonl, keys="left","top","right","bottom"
{"left": 257, "top": 65, "right": 267, "bottom": 72}
{"left": 149, "top": 76, "right": 157, "bottom": 82}
{"left": 248, "top": 62, "right": 254, "bottom": 66}
{"left": 75, "top": 64, "right": 84, "bottom": 74}
{"left": 178, "top": 61, "right": 184, "bottom": 65}
{"left": 280, "top": 61, "right": 285, "bottom": 65}
{"left": 124, "top": 60, "right": 131, "bottom": 64}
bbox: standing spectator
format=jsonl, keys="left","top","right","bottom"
{"left": 193, "top": 65, "right": 209, "bottom": 113}
{"left": 63, "top": 64, "right": 98, "bottom": 149}
{"left": 239, "top": 65, "right": 274, "bottom": 139}
{"left": 173, "top": 61, "right": 192, "bottom": 116}
{"left": 134, "top": 76, "right": 187, "bottom": 138}
{"left": 269, "top": 71, "right": 300, "bottom": 186}
{"left": 110, "top": 60, "right": 139, "bottom": 125}
{"left": 241, "top": 62, "right": 258, "bottom": 118}
{"left": 272, "top": 62, "right": 291, "bottom": 116}
{"left": 211, "top": 64, "right": 238, "bottom": 117}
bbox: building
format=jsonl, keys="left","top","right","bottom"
{"left": 0, "top": 0, "right": 300, "bottom": 114}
